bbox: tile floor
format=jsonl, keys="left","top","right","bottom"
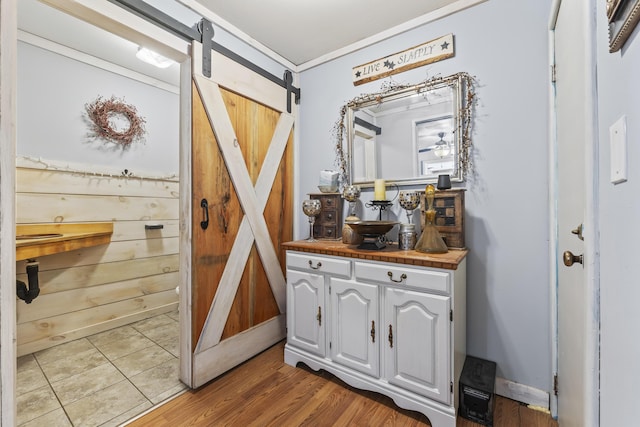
{"left": 16, "top": 310, "right": 186, "bottom": 427}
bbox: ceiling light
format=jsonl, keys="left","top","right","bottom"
{"left": 433, "top": 132, "right": 451, "bottom": 158}
{"left": 135, "top": 47, "right": 174, "bottom": 69}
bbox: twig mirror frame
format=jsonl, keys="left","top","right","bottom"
{"left": 608, "top": 0, "right": 640, "bottom": 52}
{"left": 332, "top": 72, "right": 476, "bottom": 190}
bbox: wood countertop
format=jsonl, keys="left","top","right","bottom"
{"left": 16, "top": 222, "right": 113, "bottom": 261}
{"left": 282, "top": 240, "right": 467, "bottom": 270}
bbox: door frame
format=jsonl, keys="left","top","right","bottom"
{"left": 0, "top": 1, "right": 18, "bottom": 425}
{"left": 548, "top": 0, "right": 600, "bottom": 423}
{"left": 0, "top": 1, "right": 189, "bottom": 423}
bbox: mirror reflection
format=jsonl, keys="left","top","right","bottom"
{"left": 343, "top": 73, "right": 474, "bottom": 187}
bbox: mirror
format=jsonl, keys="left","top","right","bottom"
{"left": 339, "top": 73, "right": 474, "bottom": 187}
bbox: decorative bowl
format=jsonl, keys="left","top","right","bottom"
{"left": 318, "top": 185, "right": 338, "bottom": 193}
{"left": 342, "top": 185, "right": 361, "bottom": 201}
{"left": 346, "top": 220, "right": 399, "bottom": 237}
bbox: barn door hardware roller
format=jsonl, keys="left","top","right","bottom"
{"left": 195, "top": 19, "right": 300, "bottom": 112}
{"left": 109, "top": 0, "right": 301, "bottom": 112}
{"left": 197, "top": 19, "right": 214, "bottom": 78}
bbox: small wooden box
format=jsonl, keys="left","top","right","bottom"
{"left": 420, "top": 188, "right": 465, "bottom": 249}
{"left": 309, "top": 193, "right": 343, "bottom": 240}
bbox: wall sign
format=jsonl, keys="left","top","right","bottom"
{"left": 352, "top": 34, "right": 455, "bottom": 86}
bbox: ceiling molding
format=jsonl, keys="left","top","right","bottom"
{"left": 178, "top": 0, "right": 298, "bottom": 71}
{"left": 179, "top": 0, "right": 488, "bottom": 73}
{"left": 298, "top": 0, "right": 488, "bottom": 71}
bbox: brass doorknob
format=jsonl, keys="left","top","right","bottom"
{"left": 563, "top": 251, "right": 583, "bottom": 267}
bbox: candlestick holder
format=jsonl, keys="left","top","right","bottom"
{"left": 399, "top": 191, "right": 420, "bottom": 224}
{"left": 342, "top": 185, "right": 361, "bottom": 218}
{"left": 302, "top": 199, "right": 322, "bottom": 242}
{"left": 342, "top": 185, "right": 363, "bottom": 245}
{"left": 365, "top": 200, "right": 393, "bottom": 220}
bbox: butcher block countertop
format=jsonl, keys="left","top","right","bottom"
{"left": 16, "top": 222, "right": 113, "bottom": 261}
{"left": 282, "top": 240, "right": 467, "bottom": 270}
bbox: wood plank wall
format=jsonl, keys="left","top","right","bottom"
{"left": 15, "top": 162, "right": 179, "bottom": 356}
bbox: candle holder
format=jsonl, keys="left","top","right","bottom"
{"left": 302, "top": 199, "right": 322, "bottom": 242}
{"left": 365, "top": 200, "right": 393, "bottom": 220}
{"left": 342, "top": 185, "right": 363, "bottom": 245}
{"left": 342, "top": 185, "right": 361, "bottom": 218}
{"left": 399, "top": 191, "right": 420, "bottom": 224}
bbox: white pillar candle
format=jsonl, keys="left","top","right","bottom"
{"left": 374, "top": 179, "right": 386, "bottom": 200}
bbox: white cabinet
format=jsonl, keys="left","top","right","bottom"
{"left": 384, "top": 287, "right": 450, "bottom": 404}
{"left": 330, "top": 278, "right": 379, "bottom": 377}
{"left": 286, "top": 269, "right": 326, "bottom": 357}
{"left": 285, "top": 252, "right": 351, "bottom": 357}
{"left": 284, "top": 248, "right": 466, "bottom": 427}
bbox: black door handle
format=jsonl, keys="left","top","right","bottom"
{"left": 200, "top": 198, "right": 209, "bottom": 230}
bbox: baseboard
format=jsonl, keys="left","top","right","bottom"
{"left": 495, "top": 377, "right": 549, "bottom": 409}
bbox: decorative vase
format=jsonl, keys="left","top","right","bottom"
{"left": 415, "top": 184, "right": 448, "bottom": 254}
{"left": 342, "top": 217, "right": 364, "bottom": 245}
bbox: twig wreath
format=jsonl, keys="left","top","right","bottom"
{"left": 331, "top": 72, "right": 476, "bottom": 188}
{"left": 85, "top": 96, "right": 146, "bottom": 148}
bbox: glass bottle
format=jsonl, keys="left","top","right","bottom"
{"left": 415, "top": 184, "right": 448, "bottom": 254}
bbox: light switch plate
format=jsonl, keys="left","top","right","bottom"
{"left": 610, "top": 115, "right": 627, "bottom": 184}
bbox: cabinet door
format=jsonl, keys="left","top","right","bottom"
{"left": 330, "top": 279, "right": 379, "bottom": 377}
{"left": 287, "top": 270, "right": 326, "bottom": 357}
{"left": 384, "top": 287, "right": 451, "bottom": 404}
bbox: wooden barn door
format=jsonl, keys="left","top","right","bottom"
{"left": 189, "top": 41, "right": 294, "bottom": 387}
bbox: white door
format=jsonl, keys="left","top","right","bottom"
{"left": 552, "top": 0, "right": 599, "bottom": 425}
{"left": 384, "top": 287, "right": 450, "bottom": 404}
{"left": 287, "top": 270, "right": 326, "bottom": 357}
{"left": 330, "top": 278, "right": 379, "bottom": 377}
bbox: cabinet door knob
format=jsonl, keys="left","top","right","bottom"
{"left": 388, "top": 325, "right": 393, "bottom": 348}
{"left": 317, "top": 306, "right": 322, "bottom": 326}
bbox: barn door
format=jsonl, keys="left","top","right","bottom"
{"left": 189, "top": 41, "right": 294, "bottom": 387}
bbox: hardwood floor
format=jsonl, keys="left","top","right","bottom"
{"left": 127, "top": 341, "right": 558, "bottom": 427}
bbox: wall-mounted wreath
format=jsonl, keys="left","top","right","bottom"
{"left": 85, "top": 96, "right": 146, "bottom": 148}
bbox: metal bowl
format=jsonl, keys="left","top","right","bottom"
{"left": 346, "top": 220, "right": 398, "bottom": 237}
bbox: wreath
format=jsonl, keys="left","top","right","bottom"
{"left": 85, "top": 96, "right": 146, "bottom": 148}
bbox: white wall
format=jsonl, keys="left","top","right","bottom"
{"left": 17, "top": 40, "right": 179, "bottom": 175}
{"left": 299, "top": 0, "right": 552, "bottom": 393}
{"left": 595, "top": 1, "right": 640, "bottom": 423}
